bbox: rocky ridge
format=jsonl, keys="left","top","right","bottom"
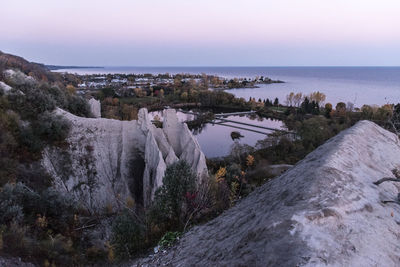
{"left": 132, "top": 120, "right": 400, "bottom": 267}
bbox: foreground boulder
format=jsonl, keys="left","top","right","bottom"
{"left": 133, "top": 120, "right": 400, "bottom": 266}
{"left": 42, "top": 108, "right": 207, "bottom": 212}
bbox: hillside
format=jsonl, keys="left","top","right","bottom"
{"left": 0, "top": 51, "right": 81, "bottom": 85}
{"left": 0, "top": 51, "right": 51, "bottom": 81}
{"left": 132, "top": 120, "right": 400, "bottom": 266}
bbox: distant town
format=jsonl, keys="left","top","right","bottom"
{"left": 62, "top": 72, "right": 283, "bottom": 96}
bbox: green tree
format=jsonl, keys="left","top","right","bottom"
{"left": 149, "top": 161, "right": 196, "bottom": 229}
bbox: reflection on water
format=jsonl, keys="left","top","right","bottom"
{"left": 149, "top": 110, "right": 285, "bottom": 158}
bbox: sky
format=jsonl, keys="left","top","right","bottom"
{"left": 1, "top": 0, "right": 400, "bottom": 66}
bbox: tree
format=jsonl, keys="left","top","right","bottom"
{"left": 180, "top": 92, "right": 188, "bottom": 101}
{"left": 361, "top": 105, "right": 374, "bottom": 119}
{"left": 264, "top": 98, "right": 272, "bottom": 108}
{"left": 285, "top": 92, "right": 295, "bottom": 106}
{"left": 346, "top": 102, "right": 355, "bottom": 112}
{"left": 389, "top": 103, "right": 400, "bottom": 136}
{"left": 133, "top": 88, "right": 145, "bottom": 98}
{"left": 293, "top": 93, "right": 303, "bottom": 107}
{"left": 325, "top": 103, "right": 333, "bottom": 118}
{"left": 299, "top": 117, "right": 332, "bottom": 150}
{"left": 300, "top": 97, "right": 311, "bottom": 113}
{"left": 309, "top": 91, "right": 326, "bottom": 106}
{"left": 65, "top": 84, "right": 76, "bottom": 95}
{"left": 150, "top": 161, "right": 197, "bottom": 228}
{"left": 335, "top": 102, "right": 347, "bottom": 116}
{"left": 273, "top": 97, "right": 279, "bottom": 106}
{"left": 374, "top": 104, "right": 393, "bottom": 121}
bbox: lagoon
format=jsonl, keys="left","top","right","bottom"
{"left": 148, "top": 110, "right": 285, "bottom": 158}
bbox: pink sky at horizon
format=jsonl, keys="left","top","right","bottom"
{"left": 1, "top": 0, "right": 400, "bottom": 66}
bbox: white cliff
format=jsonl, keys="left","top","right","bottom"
{"left": 42, "top": 108, "right": 208, "bottom": 211}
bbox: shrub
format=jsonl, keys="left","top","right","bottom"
{"left": 0, "top": 183, "right": 77, "bottom": 231}
{"left": 0, "top": 183, "right": 80, "bottom": 265}
{"left": 7, "top": 85, "right": 56, "bottom": 120}
{"left": 158, "top": 231, "right": 181, "bottom": 248}
{"left": 44, "top": 84, "right": 68, "bottom": 108}
{"left": 110, "top": 211, "right": 145, "bottom": 260}
{"left": 34, "top": 112, "right": 70, "bottom": 144}
{"left": 225, "top": 163, "right": 242, "bottom": 185}
{"left": 0, "top": 183, "right": 39, "bottom": 225}
{"left": 17, "top": 123, "right": 44, "bottom": 154}
{"left": 16, "top": 163, "right": 53, "bottom": 191}
{"left": 67, "top": 95, "right": 91, "bottom": 117}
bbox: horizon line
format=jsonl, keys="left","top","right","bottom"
{"left": 50, "top": 65, "right": 400, "bottom": 68}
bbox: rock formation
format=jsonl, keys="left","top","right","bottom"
{"left": 132, "top": 120, "right": 400, "bottom": 267}
{"left": 0, "top": 81, "right": 11, "bottom": 93}
{"left": 42, "top": 108, "right": 208, "bottom": 212}
{"left": 88, "top": 98, "right": 101, "bottom": 118}
{"left": 163, "top": 109, "right": 208, "bottom": 181}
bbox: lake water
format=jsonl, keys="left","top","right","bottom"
{"left": 56, "top": 66, "right": 400, "bottom": 106}
{"left": 148, "top": 110, "right": 284, "bottom": 158}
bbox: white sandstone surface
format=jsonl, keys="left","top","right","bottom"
{"left": 0, "top": 81, "right": 12, "bottom": 93}
{"left": 163, "top": 109, "right": 208, "bottom": 181}
{"left": 88, "top": 98, "right": 101, "bottom": 118}
{"left": 42, "top": 108, "right": 208, "bottom": 211}
{"left": 132, "top": 120, "right": 400, "bottom": 267}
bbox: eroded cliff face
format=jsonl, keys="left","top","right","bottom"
{"left": 42, "top": 108, "right": 208, "bottom": 212}
{"left": 132, "top": 121, "right": 400, "bottom": 267}
{"left": 163, "top": 109, "right": 208, "bottom": 182}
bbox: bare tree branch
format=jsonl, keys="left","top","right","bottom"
{"left": 373, "top": 177, "right": 400, "bottom": 185}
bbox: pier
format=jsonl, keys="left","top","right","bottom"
{"left": 213, "top": 118, "right": 294, "bottom": 134}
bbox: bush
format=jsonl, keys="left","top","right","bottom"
{"left": 18, "top": 124, "right": 45, "bottom": 156}
{"left": 67, "top": 95, "right": 91, "bottom": 117}
{"left": 34, "top": 111, "right": 70, "bottom": 144}
{"left": 110, "top": 211, "right": 145, "bottom": 260}
{"left": 0, "top": 183, "right": 79, "bottom": 265}
{"left": 158, "top": 231, "right": 181, "bottom": 248}
{"left": 0, "top": 183, "right": 77, "bottom": 231}
{"left": 44, "top": 84, "right": 68, "bottom": 108}
{"left": 7, "top": 85, "right": 56, "bottom": 120}
{"left": 0, "top": 183, "right": 39, "bottom": 225}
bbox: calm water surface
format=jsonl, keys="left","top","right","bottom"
{"left": 148, "top": 110, "right": 284, "bottom": 158}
